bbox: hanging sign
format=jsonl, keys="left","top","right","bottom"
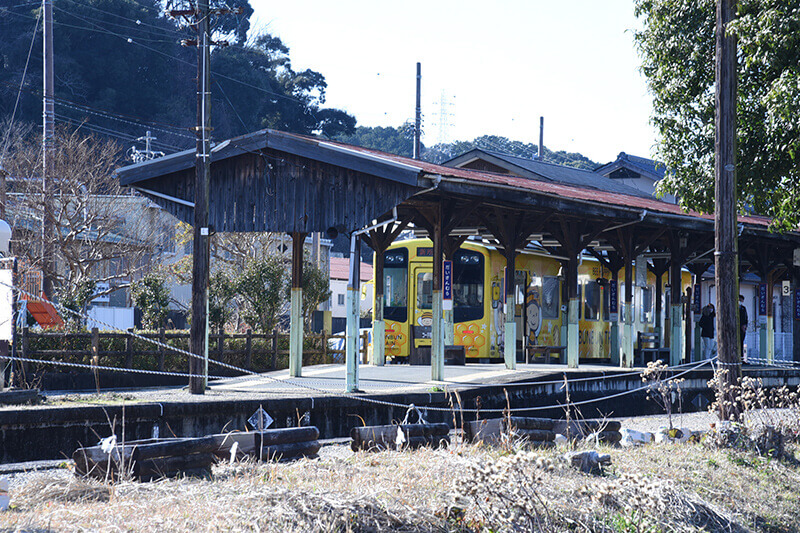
{"left": 693, "top": 283, "right": 701, "bottom": 313}
{"left": 442, "top": 260, "right": 453, "bottom": 311}
{"left": 759, "top": 284, "right": 768, "bottom": 316}
{"left": 782, "top": 280, "right": 791, "bottom": 297}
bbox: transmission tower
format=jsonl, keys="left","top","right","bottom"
{"left": 431, "top": 90, "right": 455, "bottom": 145}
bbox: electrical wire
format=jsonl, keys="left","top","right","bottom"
{"left": 0, "top": 3, "right": 42, "bottom": 160}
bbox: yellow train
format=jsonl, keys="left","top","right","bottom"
{"left": 379, "top": 238, "right": 692, "bottom": 362}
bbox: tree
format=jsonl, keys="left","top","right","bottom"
{"left": 236, "top": 256, "right": 286, "bottom": 333}
{"left": 131, "top": 273, "right": 170, "bottom": 330}
{"left": 298, "top": 259, "right": 331, "bottom": 329}
{"left": 3, "top": 128, "right": 167, "bottom": 308}
{"left": 634, "top": 0, "right": 800, "bottom": 229}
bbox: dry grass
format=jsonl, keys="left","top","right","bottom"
{"left": 0, "top": 437, "right": 798, "bottom": 532}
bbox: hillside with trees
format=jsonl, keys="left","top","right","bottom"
{"left": 0, "top": 0, "right": 355, "bottom": 156}
{"left": 336, "top": 126, "right": 599, "bottom": 169}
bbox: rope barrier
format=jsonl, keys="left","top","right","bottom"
{"left": 0, "top": 280, "right": 756, "bottom": 415}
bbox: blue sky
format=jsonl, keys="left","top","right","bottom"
{"left": 249, "top": 0, "right": 655, "bottom": 164}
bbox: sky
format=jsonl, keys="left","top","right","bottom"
{"left": 249, "top": 0, "right": 657, "bottom": 164}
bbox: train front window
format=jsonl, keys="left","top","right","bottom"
{"left": 417, "top": 272, "right": 433, "bottom": 309}
{"left": 453, "top": 250, "right": 484, "bottom": 322}
{"left": 383, "top": 249, "right": 408, "bottom": 322}
{"left": 583, "top": 280, "right": 601, "bottom": 321}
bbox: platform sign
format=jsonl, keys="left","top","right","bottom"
{"left": 442, "top": 260, "right": 453, "bottom": 311}
{"left": 693, "top": 283, "right": 701, "bottom": 313}
{"left": 759, "top": 284, "right": 768, "bottom": 316}
{"left": 248, "top": 407, "right": 274, "bottom": 431}
{"left": 782, "top": 280, "right": 791, "bottom": 297}
{"left": 608, "top": 279, "right": 618, "bottom": 316}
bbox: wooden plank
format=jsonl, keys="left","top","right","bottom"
{"left": 260, "top": 440, "right": 320, "bottom": 461}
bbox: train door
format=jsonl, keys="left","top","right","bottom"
{"left": 410, "top": 265, "right": 433, "bottom": 359}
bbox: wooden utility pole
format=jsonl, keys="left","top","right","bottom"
{"left": 714, "top": 0, "right": 741, "bottom": 419}
{"left": 188, "top": 0, "right": 211, "bottom": 394}
{"left": 41, "top": 0, "right": 54, "bottom": 300}
{"left": 413, "top": 62, "right": 421, "bottom": 160}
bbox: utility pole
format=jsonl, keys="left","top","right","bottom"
{"left": 41, "top": 0, "right": 54, "bottom": 300}
{"left": 538, "top": 116, "right": 544, "bottom": 160}
{"left": 413, "top": 62, "right": 421, "bottom": 160}
{"left": 170, "top": 1, "right": 238, "bottom": 395}
{"left": 714, "top": 0, "right": 740, "bottom": 419}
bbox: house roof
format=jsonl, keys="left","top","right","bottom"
{"left": 330, "top": 257, "right": 373, "bottom": 281}
{"left": 595, "top": 152, "right": 666, "bottom": 182}
{"left": 441, "top": 148, "right": 651, "bottom": 198}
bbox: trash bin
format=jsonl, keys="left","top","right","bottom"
{"left": 444, "top": 345, "right": 466, "bottom": 365}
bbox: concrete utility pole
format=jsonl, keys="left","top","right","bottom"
{"left": 714, "top": 0, "right": 741, "bottom": 419}
{"left": 413, "top": 62, "right": 421, "bottom": 160}
{"left": 538, "top": 116, "right": 544, "bottom": 160}
{"left": 42, "top": 0, "right": 54, "bottom": 300}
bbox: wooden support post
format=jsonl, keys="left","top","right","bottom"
{"left": 610, "top": 269, "right": 620, "bottom": 365}
{"left": 125, "top": 328, "right": 134, "bottom": 370}
{"left": 654, "top": 267, "right": 665, "bottom": 346}
{"left": 91, "top": 327, "right": 100, "bottom": 363}
{"left": 622, "top": 252, "right": 634, "bottom": 368}
{"left": 345, "top": 233, "right": 361, "bottom": 392}
{"left": 289, "top": 232, "right": 306, "bottom": 378}
{"left": 245, "top": 329, "right": 252, "bottom": 370}
{"left": 504, "top": 247, "right": 517, "bottom": 370}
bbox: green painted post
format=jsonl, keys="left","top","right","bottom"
{"left": 504, "top": 293, "right": 516, "bottom": 370}
{"left": 432, "top": 290, "right": 444, "bottom": 381}
{"left": 671, "top": 305, "right": 683, "bottom": 366}
{"left": 345, "top": 234, "right": 361, "bottom": 392}
{"left": 372, "top": 298, "right": 385, "bottom": 366}
{"left": 567, "top": 298, "right": 579, "bottom": 368}
{"left": 289, "top": 288, "right": 303, "bottom": 377}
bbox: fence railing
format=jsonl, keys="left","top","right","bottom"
{"left": 17, "top": 327, "right": 370, "bottom": 377}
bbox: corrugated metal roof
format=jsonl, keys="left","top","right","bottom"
{"left": 312, "top": 136, "right": 774, "bottom": 230}
{"left": 455, "top": 149, "right": 653, "bottom": 198}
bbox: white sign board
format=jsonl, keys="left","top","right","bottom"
{"left": 783, "top": 280, "right": 792, "bottom": 297}
{"left": 0, "top": 270, "right": 12, "bottom": 341}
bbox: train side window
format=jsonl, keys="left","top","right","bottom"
{"left": 641, "top": 285, "right": 654, "bottom": 323}
{"left": 583, "top": 280, "right": 601, "bottom": 321}
{"left": 383, "top": 249, "right": 408, "bottom": 322}
{"left": 541, "top": 276, "right": 560, "bottom": 319}
{"left": 453, "top": 250, "right": 484, "bottom": 322}
{"left": 417, "top": 272, "right": 433, "bottom": 309}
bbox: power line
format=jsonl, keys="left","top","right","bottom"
{"left": 0, "top": 5, "right": 41, "bottom": 160}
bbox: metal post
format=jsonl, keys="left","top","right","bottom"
{"left": 345, "top": 233, "right": 361, "bottom": 392}
{"left": 413, "top": 62, "right": 421, "bottom": 160}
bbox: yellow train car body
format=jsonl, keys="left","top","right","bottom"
{"left": 379, "top": 239, "right": 691, "bottom": 362}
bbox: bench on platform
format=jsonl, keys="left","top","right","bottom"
{"left": 636, "top": 331, "right": 670, "bottom": 366}
{"left": 525, "top": 345, "right": 567, "bottom": 364}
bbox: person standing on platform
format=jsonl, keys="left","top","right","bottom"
{"left": 739, "top": 295, "right": 748, "bottom": 361}
{"left": 698, "top": 304, "right": 716, "bottom": 360}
